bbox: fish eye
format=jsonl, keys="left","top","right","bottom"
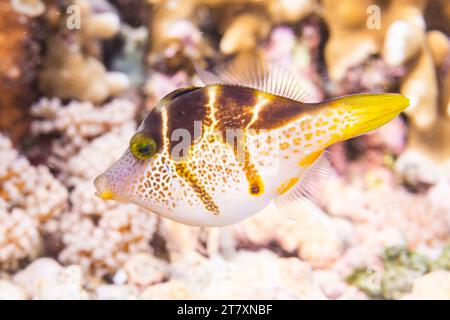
{"left": 130, "top": 132, "right": 158, "bottom": 160}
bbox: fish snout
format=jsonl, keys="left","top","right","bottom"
{"left": 94, "top": 173, "right": 121, "bottom": 201}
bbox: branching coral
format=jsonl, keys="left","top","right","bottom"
{"left": 0, "top": 201, "right": 41, "bottom": 272}
{"left": 51, "top": 118, "right": 157, "bottom": 277}
{"left": 29, "top": 92, "right": 159, "bottom": 279}
{"left": 39, "top": 0, "right": 129, "bottom": 103}
{"left": 65, "top": 121, "right": 137, "bottom": 184}
{"left": 58, "top": 199, "right": 158, "bottom": 278}
{"left": 0, "top": 133, "right": 67, "bottom": 270}
{"left": 31, "top": 97, "right": 136, "bottom": 182}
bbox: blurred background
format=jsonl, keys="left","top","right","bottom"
{"left": 0, "top": 0, "right": 449, "bottom": 299}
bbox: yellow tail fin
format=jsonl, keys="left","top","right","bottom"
{"left": 323, "top": 93, "right": 410, "bottom": 140}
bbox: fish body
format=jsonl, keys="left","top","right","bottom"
{"left": 94, "top": 63, "right": 409, "bottom": 226}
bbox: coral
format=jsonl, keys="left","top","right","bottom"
{"left": 0, "top": 135, "right": 68, "bottom": 227}
{"left": 65, "top": 121, "right": 137, "bottom": 183}
{"left": 0, "top": 280, "right": 26, "bottom": 300}
{"left": 122, "top": 253, "right": 168, "bottom": 288}
{"left": 29, "top": 95, "right": 157, "bottom": 278}
{"left": 325, "top": 175, "right": 450, "bottom": 251}
{"left": 322, "top": 0, "right": 450, "bottom": 184}
{"left": 31, "top": 97, "right": 136, "bottom": 181}
{"left": 38, "top": 0, "right": 129, "bottom": 103}
{"left": 167, "top": 250, "right": 326, "bottom": 299}
{"left": 1, "top": 0, "right": 449, "bottom": 301}
{"left": 11, "top": 0, "right": 46, "bottom": 17}
{"left": 157, "top": 220, "right": 212, "bottom": 261}
{"left": 147, "top": 0, "right": 215, "bottom": 70}
{"left": 347, "top": 245, "right": 450, "bottom": 300}
{"left": 0, "top": 0, "right": 40, "bottom": 143}
{"left": 219, "top": 12, "right": 271, "bottom": 55}
{"left": 407, "top": 271, "right": 450, "bottom": 300}
{"left": 139, "top": 280, "right": 191, "bottom": 300}
{"left": 12, "top": 258, "right": 89, "bottom": 299}
{"left": 96, "top": 284, "right": 138, "bottom": 300}
{"left": 431, "top": 244, "right": 450, "bottom": 271}
{"left": 109, "top": 0, "right": 150, "bottom": 27}
{"left": 144, "top": 71, "right": 190, "bottom": 110}
{"left": 313, "top": 270, "right": 366, "bottom": 300}
{"left": 323, "top": 0, "right": 423, "bottom": 83}
{"left": 110, "top": 25, "right": 149, "bottom": 88}
{"left": 0, "top": 133, "right": 67, "bottom": 270}
{"left": 31, "top": 98, "right": 136, "bottom": 143}
{"left": 395, "top": 28, "right": 450, "bottom": 185}
{"left": 0, "top": 202, "right": 41, "bottom": 272}
{"left": 231, "top": 203, "right": 354, "bottom": 268}
{"left": 58, "top": 180, "right": 158, "bottom": 278}
{"left": 147, "top": 0, "right": 317, "bottom": 69}
{"left": 262, "top": 24, "right": 325, "bottom": 101}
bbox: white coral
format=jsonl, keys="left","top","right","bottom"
{"left": 58, "top": 199, "right": 157, "bottom": 277}
{"left": 166, "top": 250, "right": 326, "bottom": 299}
{"left": 0, "top": 134, "right": 67, "bottom": 270}
{"left": 13, "top": 258, "right": 89, "bottom": 299}
{"left": 31, "top": 98, "right": 137, "bottom": 183}
{"left": 0, "top": 205, "right": 41, "bottom": 271}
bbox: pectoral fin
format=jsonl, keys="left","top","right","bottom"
{"left": 274, "top": 150, "right": 332, "bottom": 221}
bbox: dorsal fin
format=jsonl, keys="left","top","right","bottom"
{"left": 160, "top": 86, "right": 201, "bottom": 103}
{"left": 274, "top": 150, "right": 332, "bottom": 221}
{"left": 195, "top": 59, "right": 314, "bottom": 103}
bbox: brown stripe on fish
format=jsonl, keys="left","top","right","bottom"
{"left": 249, "top": 96, "right": 319, "bottom": 130}
{"left": 140, "top": 106, "right": 164, "bottom": 151}
{"left": 242, "top": 145, "right": 264, "bottom": 196}
{"left": 212, "top": 86, "right": 267, "bottom": 196}
{"left": 161, "top": 88, "right": 221, "bottom": 212}
{"left": 214, "top": 85, "right": 258, "bottom": 132}
{"left": 239, "top": 92, "right": 272, "bottom": 196}
{"left": 174, "top": 162, "right": 219, "bottom": 215}
{"left": 165, "top": 87, "right": 209, "bottom": 154}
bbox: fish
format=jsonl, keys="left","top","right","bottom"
{"left": 94, "top": 61, "right": 409, "bottom": 227}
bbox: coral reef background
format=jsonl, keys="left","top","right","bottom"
{"left": 0, "top": 0, "right": 449, "bottom": 299}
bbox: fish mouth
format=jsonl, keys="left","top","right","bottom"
{"left": 95, "top": 190, "right": 116, "bottom": 200}
{"left": 94, "top": 174, "right": 122, "bottom": 202}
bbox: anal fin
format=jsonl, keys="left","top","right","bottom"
{"left": 274, "top": 150, "right": 332, "bottom": 221}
